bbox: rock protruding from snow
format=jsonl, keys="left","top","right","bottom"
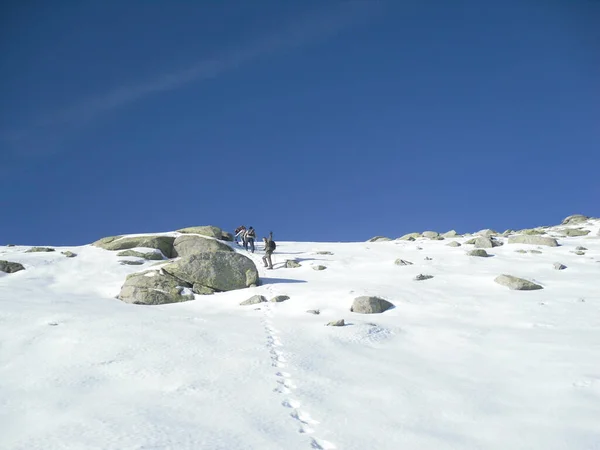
{"left": 25, "top": 247, "right": 55, "bottom": 253}
{"left": 516, "top": 228, "right": 546, "bottom": 236}
{"left": 118, "top": 270, "right": 194, "bottom": 305}
{"left": 422, "top": 231, "right": 439, "bottom": 239}
{"left": 414, "top": 274, "right": 434, "bottom": 281}
{"left": 508, "top": 235, "right": 558, "bottom": 247}
{"left": 554, "top": 263, "right": 567, "bottom": 270}
{"left": 270, "top": 295, "right": 290, "bottom": 303}
{"left": 494, "top": 274, "right": 543, "bottom": 290}
{"left": 312, "top": 265, "right": 327, "bottom": 271}
{"left": 397, "top": 233, "right": 421, "bottom": 241}
{"left": 240, "top": 295, "right": 267, "bottom": 305}
{"left": 306, "top": 309, "right": 320, "bottom": 315}
{"left": 561, "top": 214, "right": 589, "bottom": 225}
{"left": 446, "top": 241, "right": 461, "bottom": 247}
{"left": 442, "top": 230, "right": 459, "bottom": 238}
{"left": 163, "top": 251, "right": 258, "bottom": 292}
{"left": 285, "top": 260, "right": 301, "bottom": 268}
{"left": 315, "top": 251, "right": 334, "bottom": 255}
{"left": 476, "top": 229, "right": 498, "bottom": 237}
{"left": 368, "top": 236, "right": 391, "bottom": 242}
{"left": 394, "top": 259, "right": 413, "bottom": 266}
{"left": 561, "top": 229, "right": 590, "bottom": 237}
{"left": 327, "top": 319, "right": 345, "bottom": 326}
{"left": 117, "top": 250, "right": 164, "bottom": 260}
{"left": 468, "top": 249, "right": 491, "bottom": 257}
{"left": 119, "top": 260, "right": 144, "bottom": 266}
{"left": 351, "top": 296, "right": 394, "bottom": 314}
{"left": 192, "top": 285, "right": 215, "bottom": 295}
{"left": 0, "top": 260, "right": 25, "bottom": 273}
{"left": 176, "top": 225, "right": 225, "bottom": 239}
{"left": 61, "top": 251, "right": 77, "bottom": 258}
{"left": 93, "top": 235, "right": 176, "bottom": 258}
{"left": 173, "top": 235, "right": 232, "bottom": 258}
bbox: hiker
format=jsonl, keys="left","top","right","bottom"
{"left": 234, "top": 225, "right": 246, "bottom": 246}
{"left": 262, "top": 232, "right": 275, "bottom": 269}
{"left": 245, "top": 226, "right": 256, "bottom": 253}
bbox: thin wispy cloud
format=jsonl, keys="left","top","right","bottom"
{"left": 2, "top": 1, "right": 382, "bottom": 158}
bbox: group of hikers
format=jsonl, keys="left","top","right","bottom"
{"left": 234, "top": 225, "right": 276, "bottom": 270}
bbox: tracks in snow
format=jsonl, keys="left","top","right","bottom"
{"left": 261, "top": 293, "right": 336, "bottom": 450}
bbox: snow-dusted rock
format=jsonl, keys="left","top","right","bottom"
{"left": 119, "top": 260, "right": 144, "bottom": 266}
{"left": 446, "top": 241, "right": 461, "bottom": 247}
{"left": 442, "top": 230, "right": 459, "bottom": 238}
{"left": 163, "top": 251, "right": 258, "bottom": 292}
{"left": 25, "top": 247, "right": 55, "bottom": 253}
{"left": 494, "top": 274, "right": 543, "bottom": 290}
{"left": 61, "top": 251, "right": 77, "bottom": 258}
{"left": 476, "top": 229, "right": 498, "bottom": 237}
{"left": 93, "top": 235, "right": 176, "bottom": 258}
{"left": 414, "top": 274, "right": 434, "bottom": 281}
{"left": 394, "top": 259, "right": 413, "bottom": 266}
{"left": 240, "top": 295, "right": 267, "bottom": 306}
{"left": 397, "top": 233, "right": 421, "bottom": 241}
{"left": 285, "top": 260, "right": 301, "bottom": 268}
{"left": 508, "top": 236, "right": 558, "bottom": 247}
{"left": 554, "top": 263, "right": 567, "bottom": 270}
{"left": 368, "top": 236, "right": 392, "bottom": 242}
{"left": 468, "top": 249, "right": 490, "bottom": 257}
{"left": 118, "top": 270, "right": 194, "bottom": 305}
{"left": 173, "top": 235, "right": 232, "bottom": 258}
{"left": 561, "top": 229, "right": 590, "bottom": 237}
{"left": 0, "top": 260, "right": 25, "bottom": 273}
{"left": 350, "top": 296, "right": 394, "bottom": 314}
{"left": 422, "top": 231, "right": 439, "bottom": 239}
{"left": 327, "top": 319, "right": 345, "bottom": 326}
{"left": 270, "top": 295, "right": 290, "bottom": 303}
{"left": 176, "top": 225, "right": 224, "bottom": 239}
{"left": 561, "top": 214, "right": 589, "bottom": 225}
{"left": 192, "top": 285, "right": 215, "bottom": 295}
{"left": 312, "top": 265, "right": 327, "bottom": 271}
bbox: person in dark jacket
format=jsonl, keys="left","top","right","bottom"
{"left": 245, "top": 226, "right": 256, "bottom": 253}
{"left": 262, "top": 232, "right": 274, "bottom": 269}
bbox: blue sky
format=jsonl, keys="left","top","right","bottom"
{"left": 1, "top": 0, "right": 599, "bottom": 245}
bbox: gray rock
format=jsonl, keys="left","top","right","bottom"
{"left": 93, "top": 235, "right": 176, "bottom": 258}
{"left": 397, "top": 233, "right": 421, "bottom": 241}
{"left": 424, "top": 257, "right": 433, "bottom": 260}
{"left": 6, "top": 244, "right": 16, "bottom": 247}
{"left": 474, "top": 237, "right": 494, "bottom": 248}
{"left": 571, "top": 250, "right": 586, "bottom": 256}
{"left": 315, "top": 251, "right": 334, "bottom": 255}
{"left": 561, "top": 214, "right": 589, "bottom": 225}
{"left": 516, "top": 228, "right": 546, "bottom": 236}
{"left": 464, "top": 238, "right": 477, "bottom": 245}
{"left": 576, "top": 246, "right": 588, "bottom": 251}
{"left": 528, "top": 250, "right": 543, "bottom": 254}
{"left": 416, "top": 246, "right": 423, "bottom": 250}
{"left": 561, "top": 229, "right": 590, "bottom": 237}
{"left": 61, "top": 251, "right": 77, "bottom": 258}
{"left": 192, "top": 284, "right": 215, "bottom": 295}
{"left": 494, "top": 274, "right": 543, "bottom": 290}
{"left": 240, "top": 295, "right": 267, "bottom": 306}
{"left": 117, "top": 249, "right": 164, "bottom": 260}
{"left": 394, "top": 259, "right": 413, "bottom": 266}
{"left": 414, "top": 274, "right": 434, "bottom": 281}
{"left": 312, "top": 265, "right": 327, "bottom": 271}
{"left": 368, "top": 236, "right": 392, "bottom": 242}
{"left": 326, "top": 319, "right": 345, "bottom": 327}
{"left": 446, "top": 241, "right": 461, "bottom": 247}
{"left": 0, "top": 260, "right": 25, "bottom": 273}
{"left": 502, "top": 229, "right": 515, "bottom": 236}
{"left": 118, "top": 270, "right": 194, "bottom": 305}
{"left": 422, "top": 231, "right": 439, "bottom": 239}
{"left": 306, "top": 309, "right": 320, "bottom": 315}
{"left": 508, "top": 236, "right": 558, "bottom": 247}
{"left": 25, "top": 247, "right": 55, "bottom": 253}
{"left": 514, "top": 249, "right": 527, "bottom": 254}
{"left": 176, "top": 226, "right": 224, "bottom": 239}
{"left": 119, "top": 260, "right": 145, "bottom": 266}
{"left": 285, "top": 260, "right": 301, "bottom": 268}
{"left": 221, "top": 231, "right": 234, "bottom": 242}
{"left": 270, "top": 295, "right": 290, "bottom": 303}
{"left": 476, "top": 229, "right": 498, "bottom": 237}
{"left": 163, "top": 251, "right": 258, "bottom": 292}
{"left": 172, "top": 234, "right": 232, "bottom": 258}
{"left": 351, "top": 296, "right": 394, "bottom": 314}
{"left": 468, "top": 249, "right": 490, "bottom": 257}
{"left": 442, "top": 230, "right": 459, "bottom": 238}
{"left": 554, "top": 263, "right": 567, "bottom": 270}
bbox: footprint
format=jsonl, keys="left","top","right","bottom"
{"left": 274, "top": 386, "right": 291, "bottom": 394}
{"left": 277, "top": 379, "right": 297, "bottom": 389}
{"left": 290, "top": 410, "right": 319, "bottom": 425}
{"left": 281, "top": 398, "right": 301, "bottom": 408}
{"left": 272, "top": 360, "right": 286, "bottom": 368}
{"left": 276, "top": 371, "right": 291, "bottom": 378}
{"left": 299, "top": 425, "right": 315, "bottom": 434}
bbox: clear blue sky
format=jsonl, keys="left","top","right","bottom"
{"left": 1, "top": 0, "right": 599, "bottom": 245}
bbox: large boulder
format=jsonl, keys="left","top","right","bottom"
{"left": 93, "top": 235, "right": 176, "bottom": 258}
{"left": 0, "top": 260, "right": 25, "bottom": 273}
{"left": 494, "top": 274, "right": 543, "bottom": 291}
{"left": 118, "top": 270, "right": 194, "bottom": 305}
{"left": 163, "top": 251, "right": 258, "bottom": 292}
{"left": 561, "top": 229, "right": 590, "bottom": 237}
{"left": 350, "top": 296, "right": 394, "bottom": 314}
{"left": 442, "top": 230, "right": 459, "bottom": 238}
{"left": 516, "top": 228, "right": 546, "bottom": 236}
{"left": 508, "top": 235, "right": 558, "bottom": 247}
{"left": 397, "top": 233, "right": 421, "bottom": 241}
{"left": 468, "top": 249, "right": 490, "bottom": 257}
{"left": 25, "top": 247, "right": 55, "bottom": 253}
{"left": 446, "top": 241, "right": 461, "bottom": 247}
{"left": 561, "top": 214, "right": 589, "bottom": 225}
{"left": 176, "top": 225, "right": 224, "bottom": 239}
{"left": 422, "top": 231, "right": 439, "bottom": 239}
{"left": 368, "top": 236, "right": 392, "bottom": 242}
{"left": 173, "top": 235, "right": 232, "bottom": 258}
{"left": 474, "top": 236, "right": 503, "bottom": 248}
{"left": 475, "top": 229, "right": 498, "bottom": 237}
{"left": 221, "top": 231, "right": 234, "bottom": 242}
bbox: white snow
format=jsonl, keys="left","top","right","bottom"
{"left": 1, "top": 221, "right": 599, "bottom": 450}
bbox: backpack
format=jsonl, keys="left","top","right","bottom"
{"left": 268, "top": 240, "right": 276, "bottom": 251}
{"left": 246, "top": 229, "right": 256, "bottom": 238}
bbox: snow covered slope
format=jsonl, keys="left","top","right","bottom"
{"left": 1, "top": 219, "right": 599, "bottom": 450}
